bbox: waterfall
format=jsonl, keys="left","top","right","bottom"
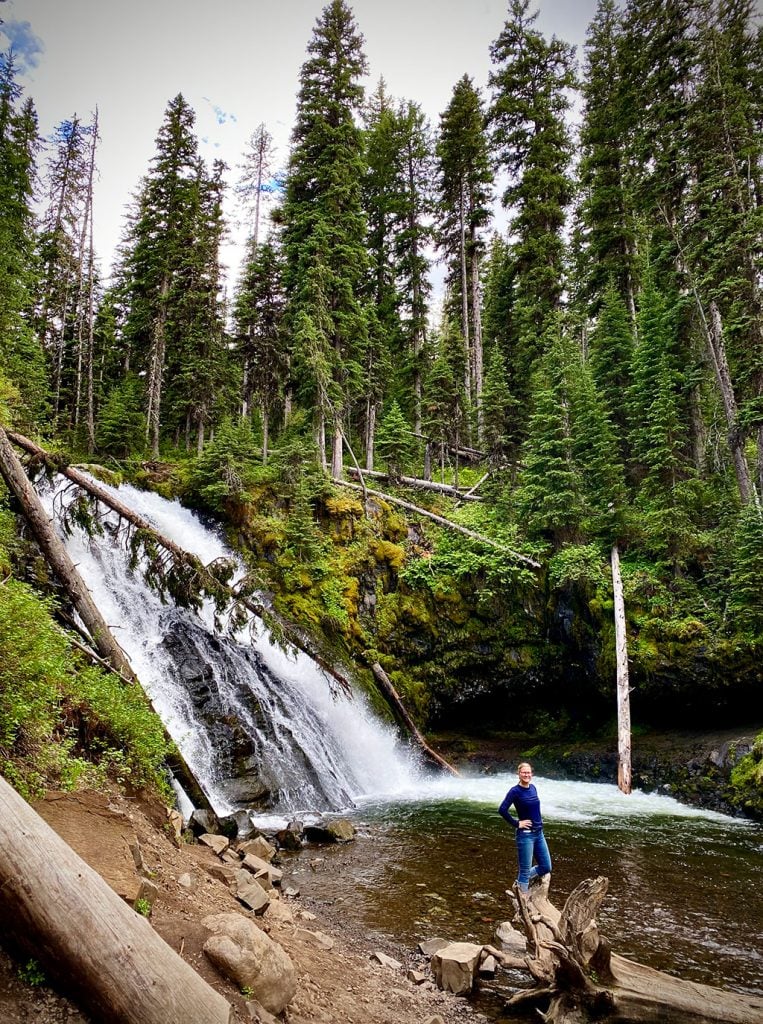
{"left": 44, "top": 477, "right": 423, "bottom": 819}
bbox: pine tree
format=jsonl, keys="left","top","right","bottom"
{"left": 576, "top": 0, "right": 637, "bottom": 317}
{"left": 489, "top": 0, "right": 576, "bottom": 435}
{"left": 480, "top": 345, "right": 513, "bottom": 466}
{"left": 375, "top": 399, "right": 416, "bottom": 481}
{"left": 119, "top": 94, "right": 226, "bottom": 456}
{"left": 422, "top": 317, "right": 467, "bottom": 485}
{"left": 96, "top": 374, "right": 146, "bottom": 459}
{"left": 0, "top": 52, "right": 45, "bottom": 427}
{"left": 234, "top": 234, "right": 288, "bottom": 463}
{"left": 683, "top": 0, "right": 763, "bottom": 499}
{"left": 588, "top": 281, "right": 635, "bottom": 445}
{"left": 35, "top": 115, "right": 92, "bottom": 425}
{"left": 281, "top": 0, "right": 370, "bottom": 479}
{"left": 728, "top": 504, "right": 763, "bottom": 633}
{"left": 571, "top": 359, "right": 629, "bottom": 542}
{"left": 436, "top": 75, "right": 493, "bottom": 437}
{"left": 514, "top": 330, "right": 584, "bottom": 545}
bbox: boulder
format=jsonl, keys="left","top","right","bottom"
{"left": 303, "top": 818, "right": 355, "bottom": 844}
{"left": 495, "top": 920, "right": 526, "bottom": 954}
{"left": 294, "top": 927, "right": 335, "bottom": 950}
{"left": 236, "top": 881, "right": 271, "bottom": 914}
{"left": 430, "top": 941, "right": 482, "bottom": 995}
{"left": 238, "top": 836, "right": 276, "bottom": 863}
{"left": 199, "top": 833, "right": 229, "bottom": 856}
{"left": 275, "top": 825, "right": 303, "bottom": 851}
{"left": 479, "top": 954, "right": 497, "bottom": 977}
{"left": 242, "top": 853, "right": 283, "bottom": 885}
{"left": 206, "top": 863, "right": 238, "bottom": 886}
{"left": 203, "top": 912, "right": 296, "bottom": 1014}
{"left": 263, "top": 899, "right": 295, "bottom": 927}
{"left": 407, "top": 969, "right": 429, "bottom": 985}
{"left": 190, "top": 809, "right": 220, "bottom": 836}
{"left": 418, "top": 937, "right": 449, "bottom": 956}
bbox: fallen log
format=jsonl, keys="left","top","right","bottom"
{"left": 333, "top": 477, "right": 541, "bottom": 569}
{"left": 347, "top": 466, "right": 483, "bottom": 501}
{"left": 495, "top": 877, "right": 763, "bottom": 1023}
{"left": 369, "top": 662, "right": 458, "bottom": 776}
{"left": 0, "top": 775, "right": 232, "bottom": 1024}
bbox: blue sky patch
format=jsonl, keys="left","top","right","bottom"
{"left": 0, "top": 19, "right": 45, "bottom": 72}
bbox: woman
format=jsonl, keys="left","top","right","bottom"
{"left": 498, "top": 761, "right": 552, "bottom": 893}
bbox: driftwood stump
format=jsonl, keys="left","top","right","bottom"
{"left": 483, "top": 876, "right": 763, "bottom": 1024}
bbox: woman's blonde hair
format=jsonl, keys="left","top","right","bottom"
{"left": 518, "top": 761, "right": 533, "bottom": 772}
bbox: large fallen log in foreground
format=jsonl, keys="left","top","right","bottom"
{"left": 488, "top": 877, "right": 763, "bottom": 1024}
{"left": 0, "top": 775, "right": 232, "bottom": 1024}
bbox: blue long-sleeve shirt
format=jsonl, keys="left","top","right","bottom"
{"left": 498, "top": 782, "right": 543, "bottom": 830}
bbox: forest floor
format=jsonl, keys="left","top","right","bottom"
{"left": 0, "top": 785, "right": 490, "bottom": 1024}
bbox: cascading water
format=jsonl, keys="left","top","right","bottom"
{"left": 44, "top": 476, "right": 423, "bottom": 818}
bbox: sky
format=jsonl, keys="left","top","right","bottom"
{"left": 2, "top": 0, "right": 600, "bottom": 293}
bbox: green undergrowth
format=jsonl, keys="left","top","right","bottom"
{"left": 0, "top": 491, "right": 172, "bottom": 801}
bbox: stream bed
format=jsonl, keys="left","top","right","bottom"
{"left": 281, "top": 774, "right": 763, "bottom": 1016}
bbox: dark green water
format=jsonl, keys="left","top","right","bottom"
{"left": 282, "top": 774, "right": 763, "bottom": 1014}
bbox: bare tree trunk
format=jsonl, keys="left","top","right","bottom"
{"left": 84, "top": 113, "right": 98, "bottom": 454}
{"left": 0, "top": 776, "right": 232, "bottom": 1024}
{"left": 365, "top": 398, "right": 376, "bottom": 471}
{"left": 470, "top": 237, "right": 484, "bottom": 442}
{"left": 0, "top": 427, "right": 135, "bottom": 682}
{"left": 708, "top": 301, "right": 753, "bottom": 504}
{"left": 317, "top": 407, "right": 327, "bottom": 471}
{"left": 611, "top": 544, "right": 631, "bottom": 795}
{"left": 370, "top": 663, "right": 458, "bottom": 775}
{"left": 331, "top": 413, "right": 344, "bottom": 480}
{"left": 146, "top": 276, "right": 170, "bottom": 459}
{"left": 459, "top": 180, "right": 471, "bottom": 404}
{"left": 262, "top": 403, "right": 269, "bottom": 465}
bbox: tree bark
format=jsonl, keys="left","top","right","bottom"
{"left": 369, "top": 663, "right": 458, "bottom": 776}
{"left": 0, "top": 775, "right": 232, "bottom": 1024}
{"left": 0, "top": 427, "right": 135, "bottom": 682}
{"left": 611, "top": 544, "right": 631, "bottom": 794}
{"left": 500, "top": 876, "right": 763, "bottom": 1024}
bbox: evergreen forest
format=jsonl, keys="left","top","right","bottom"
{"left": 1, "top": 0, "right": 762, "bottom": 812}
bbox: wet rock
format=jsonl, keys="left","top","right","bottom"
{"left": 275, "top": 824, "right": 303, "bottom": 851}
{"left": 495, "top": 920, "right": 526, "bottom": 953}
{"left": 239, "top": 836, "right": 277, "bottom": 863}
{"left": 418, "top": 937, "right": 449, "bottom": 956}
{"left": 303, "top": 818, "right": 355, "bottom": 844}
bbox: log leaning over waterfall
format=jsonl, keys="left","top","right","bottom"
{"left": 370, "top": 662, "right": 458, "bottom": 776}
{"left": 0, "top": 775, "right": 232, "bottom": 1024}
{"left": 0, "top": 428, "right": 212, "bottom": 810}
{"left": 7, "top": 431, "right": 459, "bottom": 775}
{"left": 8, "top": 429, "right": 354, "bottom": 697}
{"left": 0, "top": 427, "right": 136, "bottom": 681}
{"left": 492, "top": 877, "right": 763, "bottom": 1024}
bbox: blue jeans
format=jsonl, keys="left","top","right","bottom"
{"left": 516, "top": 826, "right": 552, "bottom": 892}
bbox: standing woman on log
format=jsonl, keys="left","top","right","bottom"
{"left": 499, "top": 762, "right": 552, "bottom": 893}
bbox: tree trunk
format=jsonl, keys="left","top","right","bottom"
{"left": 459, "top": 180, "right": 471, "bottom": 404}
{"left": 369, "top": 663, "right": 458, "bottom": 776}
{"left": 611, "top": 544, "right": 631, "bottom": 794}
{"left": 498, "top": 876, "right": 763, "bottom": 1024}
{"left": 146, "top": 275, "right": 170, "bottom": 459}
{"left": 470, "top": 234, "right": 484, "bottom": 442}
{"left": 365, "top": 398, "right": 376, "bottom": 472}
{"left": 346, "top": 465, "right": 482, "bottom": 500}
{"left": 262, "top": 403, "right": 269, "bottom": 465}
{"left": 331, "top": 412, "right": 343, "bottom": 480}
{"left": 0, "top": 427, "right": 135, "bottom": 682}
{"left": 0, "top": 775, "right": 232, "bottom": 1024}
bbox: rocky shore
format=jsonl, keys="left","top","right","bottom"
{"left": 0, "top": 786, "right": 493, "bottom": 1024}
